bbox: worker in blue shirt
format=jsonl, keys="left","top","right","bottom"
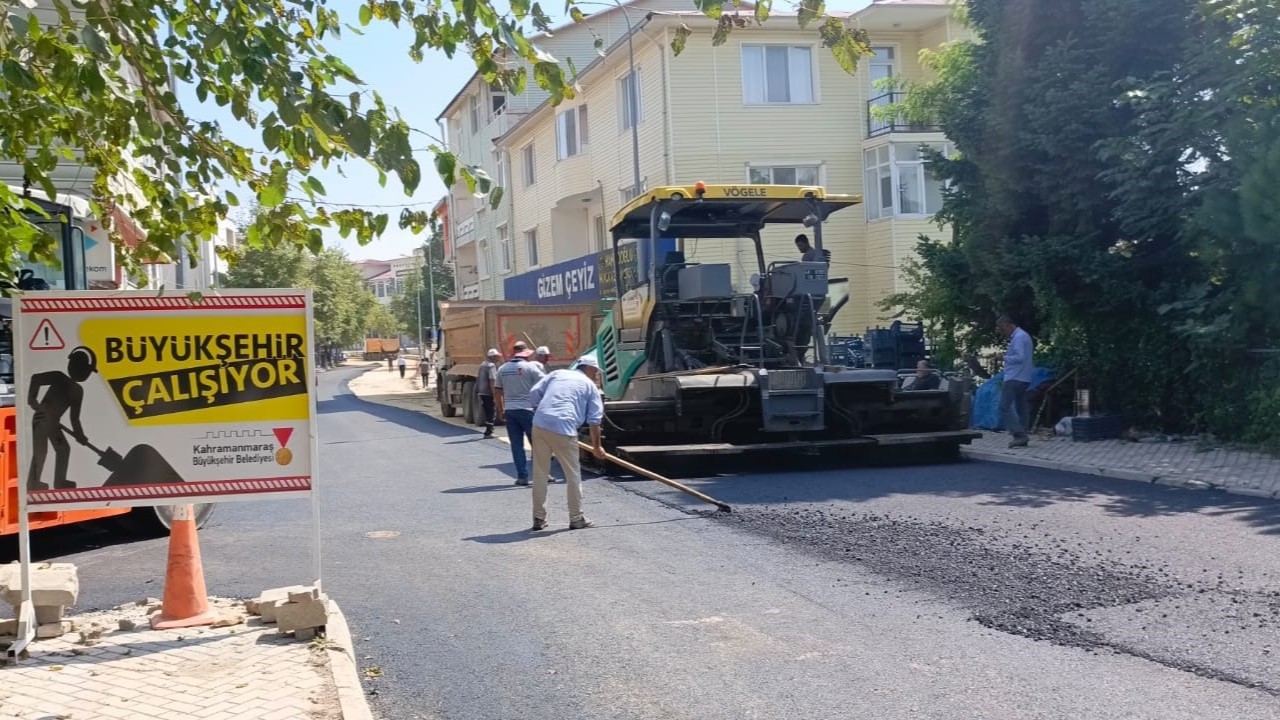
{"left": 997, "top": 315, "right": 1035, "bottom": 448}
{"left": 524, "top": 355, "right": 607, "bottom": 531}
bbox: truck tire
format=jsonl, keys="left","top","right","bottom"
{"left": 462, "top": 381, "right": 476, "bottom": 424}
{"left": 439, "top": 375, "right": 458, "bottom": 417}
{"left": 114, "top": 503, "right": 216, "bottom": 538}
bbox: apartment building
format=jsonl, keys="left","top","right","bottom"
{"left": 434, "top": 0, "right": 700, "bottom": 301}
{"left": 470, "top": 0, "right": 964, "bottom": 334}
{"left": 138, "top": 219, "right": 240, "bottom": 291}
{"left": 356, "top": 248, "right": 427, "bottom": 304}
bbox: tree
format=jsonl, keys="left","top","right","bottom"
{"left": 0, "top": 0, "right": 871, "bottom": 280}
{"left": 222, "top": 244, "right": 307, "bottom": 289}
{"left": 306, "top": 249, "right": 372, "bottom": 348}
{"left": 364, "top": 300, "right": 400, "bottom": 338}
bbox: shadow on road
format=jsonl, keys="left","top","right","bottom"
{"left": 625, "top": 453, "right": 1280, "bottom": 535}
{"left": 317, "top": 378, "right": 474, "bottom": 440}
{"left": 441, "top": 484, "right": 521, "bottom": 494}
{"left": 463, "top": 528, "right": 571, "bottom": 543}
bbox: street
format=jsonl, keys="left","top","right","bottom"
{"left": 8, "top": 366, "right": 1280, "bottom": 720}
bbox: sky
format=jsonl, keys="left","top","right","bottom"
{"left": 175, "top": 0, "right": 874, "bottom": 262}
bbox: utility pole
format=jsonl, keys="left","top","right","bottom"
{"left": 618, "top": 2, "right": 642, "bottom": 196}
{"left": 425, "top": 240, "right": 438, "bottom": 350}
{"left": 415, "top": 274, "right": 423, "bottom": 353}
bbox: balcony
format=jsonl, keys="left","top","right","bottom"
{"left": 867, "top": 93, "right": 941, "bottom": 138}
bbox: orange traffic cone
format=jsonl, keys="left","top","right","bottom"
{"left": 151, "top": 504, "right": 218, "bottom": 630}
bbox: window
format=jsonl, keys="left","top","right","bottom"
{"left": 557, "top": 106, "right": 589, "bottom": 159}
{"left": 864, "top": 142, "right": 950, "bottom": 220}
{"left": 593, "top": 215, "right": 606, "bottom": 253}
{"left": 478, "top": 238, "right": 490, "bottom": 278}
{"left": 491, "top": 92, "right": 506, "bottom": 118}
{"left": 618, "top": 69, "right": 643, "bottom": 129}
{"left": 494, "top": 151, "right": 507, "bottom": 190}
{"left": 620, "top": 184, "right": 645, "bottom": 204}
{"left": 741, "top": 45, "right": 814, "bottom": 104}
{"left": 524, "top": 228, "right": 540, "bottom": 267}
{"left": 469, "top": 94, "right": 480, "bottom": 133}
{"left": 748, "top": 165, "right": 820, "bottom": 186}
{"left": 498, "top": 224, "right": 512, "bottom": 273}
{"left": 868, "top": 47, "right": 896, "bottom": 135}
{"left": 522, "top": 143, "right": 535, "bottom": 186}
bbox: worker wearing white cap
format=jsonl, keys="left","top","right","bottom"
{"left": 524, "top": 354, "right": 607, "bottom": 531}
{"left": 533, "top": 345, "right": 551, "bottom": 372}
{"left": 477, "top": 348, "right": 501, "bottom": 437}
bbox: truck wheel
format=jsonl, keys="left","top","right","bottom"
{"left": 115, "top": 503, "right": 216, "bottom": 538}
{"left": 439, "top": 375, "right": 458, "bottom": 417}
{"left": 462, "top": 381, "right": 476, "bottom": 423}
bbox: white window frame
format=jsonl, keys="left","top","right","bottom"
{"left": 868, "top": 45, "right": 898, "bottom": 135}
{"left": 521, "top": 143, "right": 535, "bottom": 187}
{"left": 494, "top": 151, "right": 507, "bottom": 190}
{"left": 746, "top": 164, "right": 822, "bottom": 186}
{"left": 620, "top": 183, "right": 645, "bottom": 205}
{"left": 864, "top": 142, "right": 951, "bottom": 221}
{"left": 741, "top": 44, "right": 818, "bottom": 106}
{"left": 497, "top": 223, "right": 512, "bottom": 274}
{"left": 618, "top": 68, "right": 643, "bottom": 130}
{"left": 592, "top": 214, "right": 607, "bottom": 253}
{"left": 524, "top": 228, "right": 540, "bottom": 268}
{"left": 556, "top": 106, "right": 589, "bottom": 160}
{"left": 469, "top": 94, "right": 480, "bottom": 133}
{"left": 477, "top": 237, "right": 491, "bottom": 279}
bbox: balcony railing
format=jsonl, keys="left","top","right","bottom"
{"left": 867, "top": 93, "right": 941, "bottom": 138}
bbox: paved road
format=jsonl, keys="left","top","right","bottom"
{"left": 8, "top": 367, "right": 1280, "bottom": 719}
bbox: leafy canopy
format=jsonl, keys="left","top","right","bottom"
{"left": 0, "top": 0, "right": 870, "bottom": 279}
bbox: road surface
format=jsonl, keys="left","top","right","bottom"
{"left": 8, "top": 366, "right": 1279, "bottom": 719}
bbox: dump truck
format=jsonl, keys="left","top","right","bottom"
{"left": 436, "top": 301, "right": 598, "bottom": 424}
{"left": 589, "top": 182, "right": 980, "bottom": 461}
{"left": 363, "top": 337, "right": 401, "bottom": 360}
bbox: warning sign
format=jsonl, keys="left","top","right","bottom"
{"left": 15, "top": 290, "right": 317, "bottom": 510}
{"left": 28, "top": 318, "right": 65, "bottom": 350}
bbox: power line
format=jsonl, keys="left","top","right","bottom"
{"left": 284, "top": 196, "right": 440, "bottom": 210}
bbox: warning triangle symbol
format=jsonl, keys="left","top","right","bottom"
{"left": 273, "top": 427, "right": 294, "bottom": 448}
{"left": 28, "top": 318, "right": 66, "bottom": 351}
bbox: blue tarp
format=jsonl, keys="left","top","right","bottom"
{"left": 971, "top": 367, "right": 1055, "bottom": 430}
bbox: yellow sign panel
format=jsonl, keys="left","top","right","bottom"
{"left": 79, "top": 314, "right": 310, "bottom": 426}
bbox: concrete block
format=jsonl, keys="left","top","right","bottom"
{"left": 250, "top": 585, "right": 309, "bottom": 618}
{"left": 0, "top": 618, "right": 16, "bottom": 636}
{"left": 294, "top": 627, "right": 317, "bottom": 642}
{"left": 211, "top": 612, "right": 245, "bottom": 629}
{"left": 36, "top": 621, "right": 71, "bottom": 639}
{"left": 0, "top": 563, "right": 79, "bottom": 607}
{"left": 34, "top": 605, "right": 64, "bottom": 624}
{"left": 275, "top": 597, "right": 329, "bottom": 633}
{"left": 287, "top": 587, "right": 321, "bottom": 604}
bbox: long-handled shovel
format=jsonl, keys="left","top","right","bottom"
{"left": 579, "top": 441, "right": 732, "bottom": 513}
{"left": 63, "top": 424, "right": 184, "bottom": 486}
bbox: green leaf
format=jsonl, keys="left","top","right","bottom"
{"left": 694, "top": 0, "right": 724, "bottom": 20}
{"left": 797, "top": 0, "right": 824, "bottom": 28}
{"left": 672, "top": 24, "right": 692, "bottom": 56}
{"left": 343, "top": 115, "right": 372, "bottom": 156}
{"left": 259, "top": 184, "right": 285, "bottom": 208}
{"left": 226, "top": 191, "right": 240, "bottom": 207}
{"left": 9, "top": 13, "right": 29, "bottom": 37}
{"left": 829, "top": 29, "right": 868, "bottom": 76}
{"left": 489, "top": 185, "right": 504, "bottom": 210}
{"left": 307, "top": 228, "right": 325, "bottom": 254}
{"left": 80, "top": 25, "right": 109, "bottom": 56}
{"left": 569, "top": 7, "right": 585, "bottom": 23}
{"left": 306, "top": 176, "right": 327, "bottom": 195}
{"left": 510, "top": 0, "right": 530, "bottom": 19}
{"left": 754, "top": 0, "right": 771, "bottom": 23}
{"left": 358, "top": 4, "right": 373, "bottom": 25}
{"left": 434, "top": 152, "right": 457, "bottom": 186}
{"left": 2, "top": 60, "right": 37, "bottom": 90}
{"left": 399, "top": 159, "right": 422, "bottom": 194}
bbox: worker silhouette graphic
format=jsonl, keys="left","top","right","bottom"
{"left": 26, "top": 346, "right": 96, "bottom": 491}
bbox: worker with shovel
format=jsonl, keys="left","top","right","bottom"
{"left": 26, "top": 347, "right": 96, "bottom": 491}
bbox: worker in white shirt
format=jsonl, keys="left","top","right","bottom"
{"left": 997, "top": 315, "right": 1035, "bottom": 448}
{"left": 524, "top": 355, "right": 607, "bottom": 531}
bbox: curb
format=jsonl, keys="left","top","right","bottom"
{"left": 325, "top": 600, "right": 375, "bottom": 720}
{"left": 960, "top": 448, "right": 1278, "bottom": 500}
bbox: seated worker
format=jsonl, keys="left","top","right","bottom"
{"left": 908, "top": 359, "right": 942, "bottom": 391}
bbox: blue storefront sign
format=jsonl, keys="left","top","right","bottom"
{"left": 504, "top": 238, "right": 675, "bottom": 306}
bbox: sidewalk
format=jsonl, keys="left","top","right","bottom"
{"left": 1, "top": 596, "right": 370, "bottom": 720}
{"left": 962, "top": 431, "right": 1280, "bottom": 499}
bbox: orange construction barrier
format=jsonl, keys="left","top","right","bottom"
{"left": 150, "top": 504, "right": 217, "bottom": 629}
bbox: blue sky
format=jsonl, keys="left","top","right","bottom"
{"left": 176, "top": 0, "right": 873, "bottom": 261}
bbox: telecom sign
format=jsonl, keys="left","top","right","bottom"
{"left": 15, "top": 290, "right": 318, "bottom": 510}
